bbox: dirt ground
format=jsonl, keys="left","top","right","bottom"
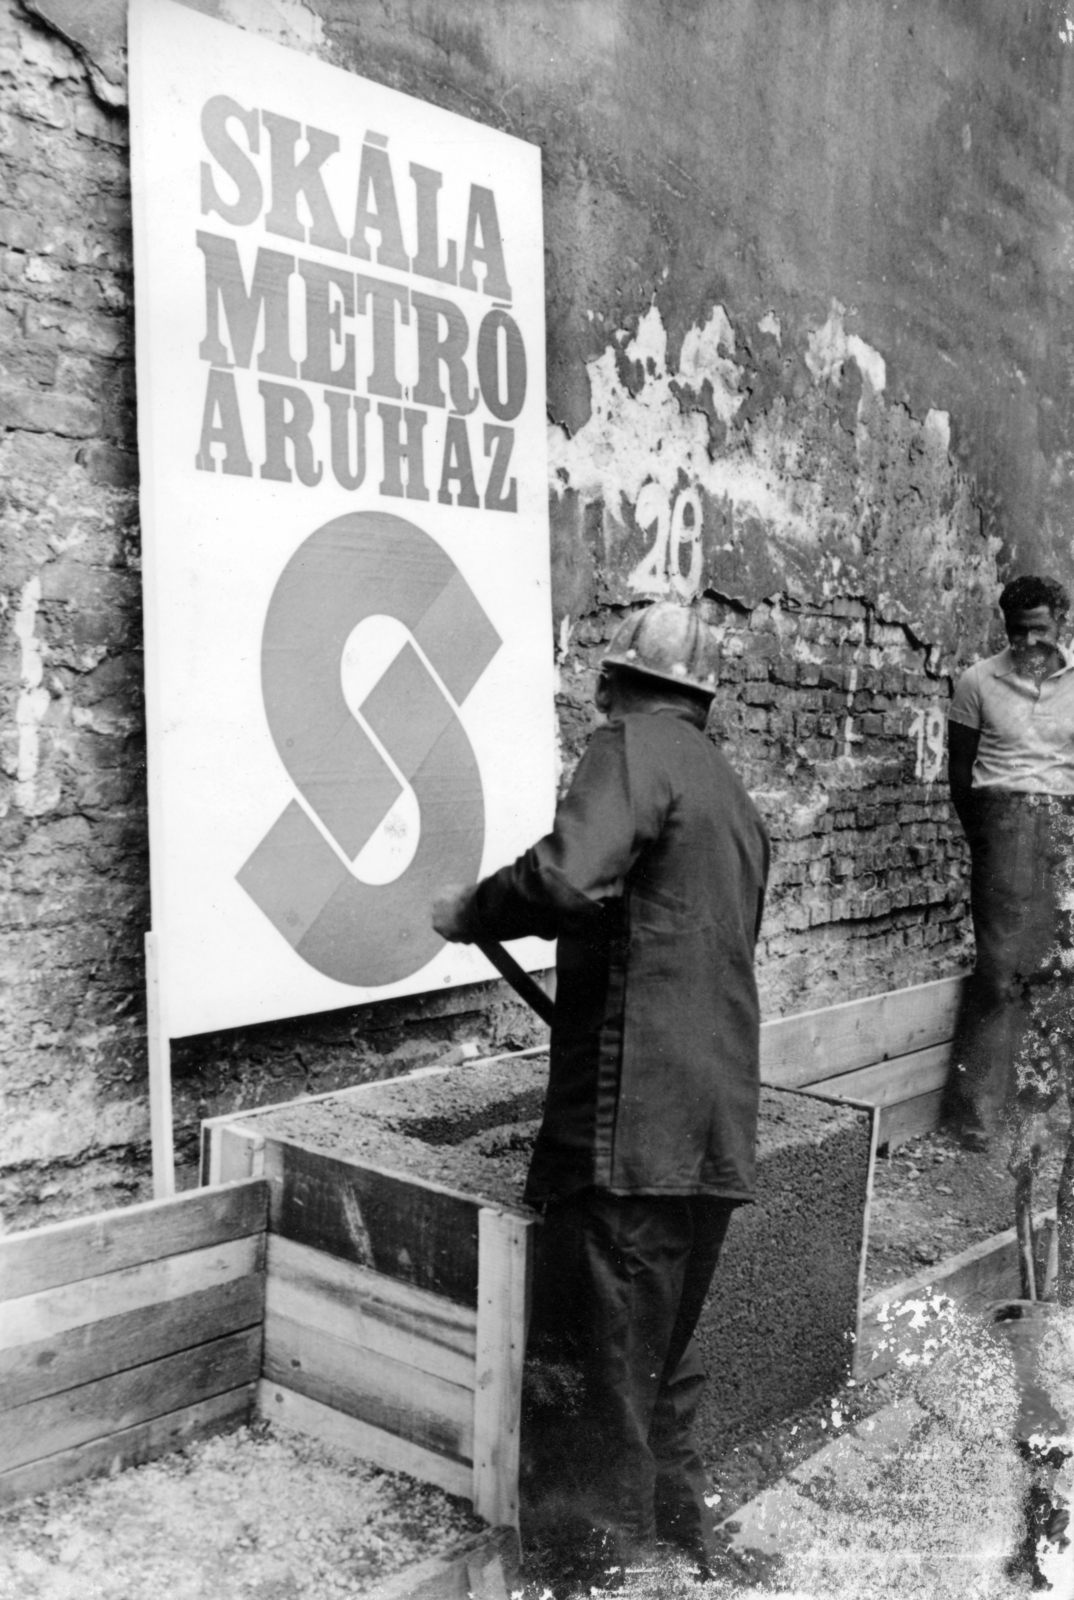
{"left": 865, "top": 1110, "right": 1069, "bottom": 1292}
{"left": 0, "top": 1328, "right": 1000, "bottom": 1600}
{"left": 0, "top": 1398, "right": 902, "bottom": 1600}
{"left": 0, "top": 1351, "right": 1031, "bottom": 1600}
{"left": 0, "top": 1423, "right": 481, "bottom": 1600}
{"left": 2, "top": 1116, "right": 1069, "bottom": 1599}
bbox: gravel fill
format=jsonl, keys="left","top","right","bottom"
{"left": 252, "top": 1054, "right": 548, "bottom": 1210}
{"left": 0, "top": 1422, "right": 481, "bottom": 1600}
{"left": 250, "top": 1054, "right": 863, "bottom": 1213}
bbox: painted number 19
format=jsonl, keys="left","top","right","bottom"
{"left": 909, "top": 706, "right": 945, "bottom": 782}
{"left": 628, "top": 484, "right": 704, "bottom": 598}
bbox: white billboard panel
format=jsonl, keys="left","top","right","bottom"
{"left": 130, "top": 0, "right": 556, "bottom": 1037}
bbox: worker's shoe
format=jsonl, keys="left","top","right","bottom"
{"left": 955, "top": 1120, "right": 990, "bottom": 1153}
{"left": 943, "top": 1092, "right": 991, "bottom": 1153}
{"left": 655, "top": 1504, "right": 724, "bottom": 1580}
{"left": 551, "top": 1533, "right": 663, "bottom": 1596}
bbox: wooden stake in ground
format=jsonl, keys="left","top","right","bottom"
{"left": 145, "top": 931, "right": 175, "bottom": 1198}
{"left": 1056, "top": 1119, "right": 1074, "bottom": 1306}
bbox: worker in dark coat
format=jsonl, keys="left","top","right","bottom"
{"left": 433, "top": 601, "right": 769, "bottom": 1581}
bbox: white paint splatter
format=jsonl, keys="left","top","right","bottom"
{"left": 847, "top": 334, "right": 886, "bottom": 397}
{"left": 627, "top": 303, "right": 670, "bottom": 375}
{"left": 547, "top": 304, "right": 804, "bottom": 532}
{"left": 758, "top": 311, "right": 782, "bottom": 343}
{"left": 842, "top": 665, "right": 863, "bottom": 760}
{"left": 678, "top": 305, "right": 742, "bottom": 423}
{"left": 925, "top": 408, "right": 951, "bottom": 452}
{"left": 12, "top": 576, "right": 54, "bottom": 815}
{"left": 806, "top": 301, "right": 886, "bottom": 397}
{"left": 899, "top": 1299, "right": 929, "bottom": 1330}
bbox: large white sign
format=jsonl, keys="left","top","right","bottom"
{"left": 130, "top": 0, "right": 556, "bottom": 1038}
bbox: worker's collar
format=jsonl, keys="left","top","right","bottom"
{"left": 993, "top": 644, "right": 1074, "bottom": 681}
{"left": 607, "top": 702, "right": 710, "bottom": 729}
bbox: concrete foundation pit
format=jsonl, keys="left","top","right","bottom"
{"left": 244, "top": 1052, "right": 874, "bottom": 1459}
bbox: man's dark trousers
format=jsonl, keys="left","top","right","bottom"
{"left": 524, "top": 1189, "right": 735, "bottom": 1563}
{"left": 947, "top": 791, "right": 1074, "bottom": 1133}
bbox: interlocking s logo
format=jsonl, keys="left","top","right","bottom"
{"left": 237, "top": 511, "right": 501, "bottom": 985}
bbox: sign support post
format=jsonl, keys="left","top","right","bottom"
{"left": 145, "top": 931, "right": 175, "bottom": 1197}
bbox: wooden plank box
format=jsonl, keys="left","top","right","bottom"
{"left": 0, "top": 1180, "right": 268, "bottom": 1507}
{"left": 203, "top": 1050, "right": 875, "bottom": 1522}
{"left": 203, "top": 1055, "right": 542, "bottom": 1530}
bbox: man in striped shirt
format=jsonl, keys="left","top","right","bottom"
{"left": 946, "top": 574, "right": 1074, "bottom": 1298}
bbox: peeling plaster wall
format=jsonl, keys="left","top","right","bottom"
{"left": 4, "top": 0, "right": 1074, "bottom": 1222}
{"left": 548, "top": 301, "right": 996, "bottom": 658}
{"left": 544, "top": 300, "right": 997, "bottom": 1016}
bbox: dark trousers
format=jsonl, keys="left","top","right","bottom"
{"left": 522, "top": 1188, "right": 735, "bottom": 1560}
{"left": 947, "top": 792, "right": 1074, "bottom": 1133}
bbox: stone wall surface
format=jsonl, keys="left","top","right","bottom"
{"left": 2, "top": 0, "right": 1073, "bottom": 1223}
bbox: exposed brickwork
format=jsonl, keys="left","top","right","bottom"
{"left": 558, "top": 599, "right": 972, "bottom": 1017}
{"left": 0, "top": 0, "right": 1005, "bottom": 1229}
{"left": 0, "top": 3, "right": 149, "bottom": 1224}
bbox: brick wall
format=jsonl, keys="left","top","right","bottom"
{"left": 558, "top": 598, "right": 971, "bottom": 1019}
{"left": 0, "top": 0, "right": 1005, "bottom": 1226}
{"left": 0, "top": 4, "right": 150, "bottom": 1222}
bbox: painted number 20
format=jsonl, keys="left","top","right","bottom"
{"left": 628, "top": 484, "right": 704, "bottom": 598}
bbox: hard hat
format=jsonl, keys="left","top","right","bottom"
{"left": 601, "top": 601, "right": 719, "bottom": 697}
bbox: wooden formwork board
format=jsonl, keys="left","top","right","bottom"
{"left": 877, "top": 1087, "right": 946, "bottom": 1150}
{"left": 366, "top": 1523, "right": 520, "bottom": 1600}
{"left": 269, "top": 1140, "right": 482, "bottom": 1307}
{"left": 265, "top": 1234, "right": 477, "bottom": 1387}
{"left": 1, "top": 1387, "right": 257, "bottom": 1508}
{"left": 0, "top": 1180, "right": 267, "bottom": 1506}
{"left": 264, "top": 1295, "right": 475, "bottom": 1460}
{"left": 818, "top": 1043, "right": 950, "bottom": 1109}
{"left": 855, "top": 1208, "right": 1058, "bottom": 1380}
{"left": 760, "top": 975, "right": 963, "bottom": 1091}
{"left": 206, "top": 1119, "right": 535, "bottom": 1530}
{"left": 257, "top": 1381, "right": 473, "bottom": 1500}
{"left": 808, "top": 1043, "right": 951, "bottom": 1150}
{"left": 763, "top": 979, "right": 964, "bottom": 1150}
{"left": 473, "top": 1210, "right": 532, "bottom": 1530}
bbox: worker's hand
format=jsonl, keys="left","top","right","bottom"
{"left": 432, "top": 884, "right": 475, "bottom": 942}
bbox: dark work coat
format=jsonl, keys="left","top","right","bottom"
{"left": 460, "top": 707, "right": 770, "bottom": 1206}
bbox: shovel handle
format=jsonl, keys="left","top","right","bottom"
{"left": 476, "top": 940, "right": 555, "bottom": 1027}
